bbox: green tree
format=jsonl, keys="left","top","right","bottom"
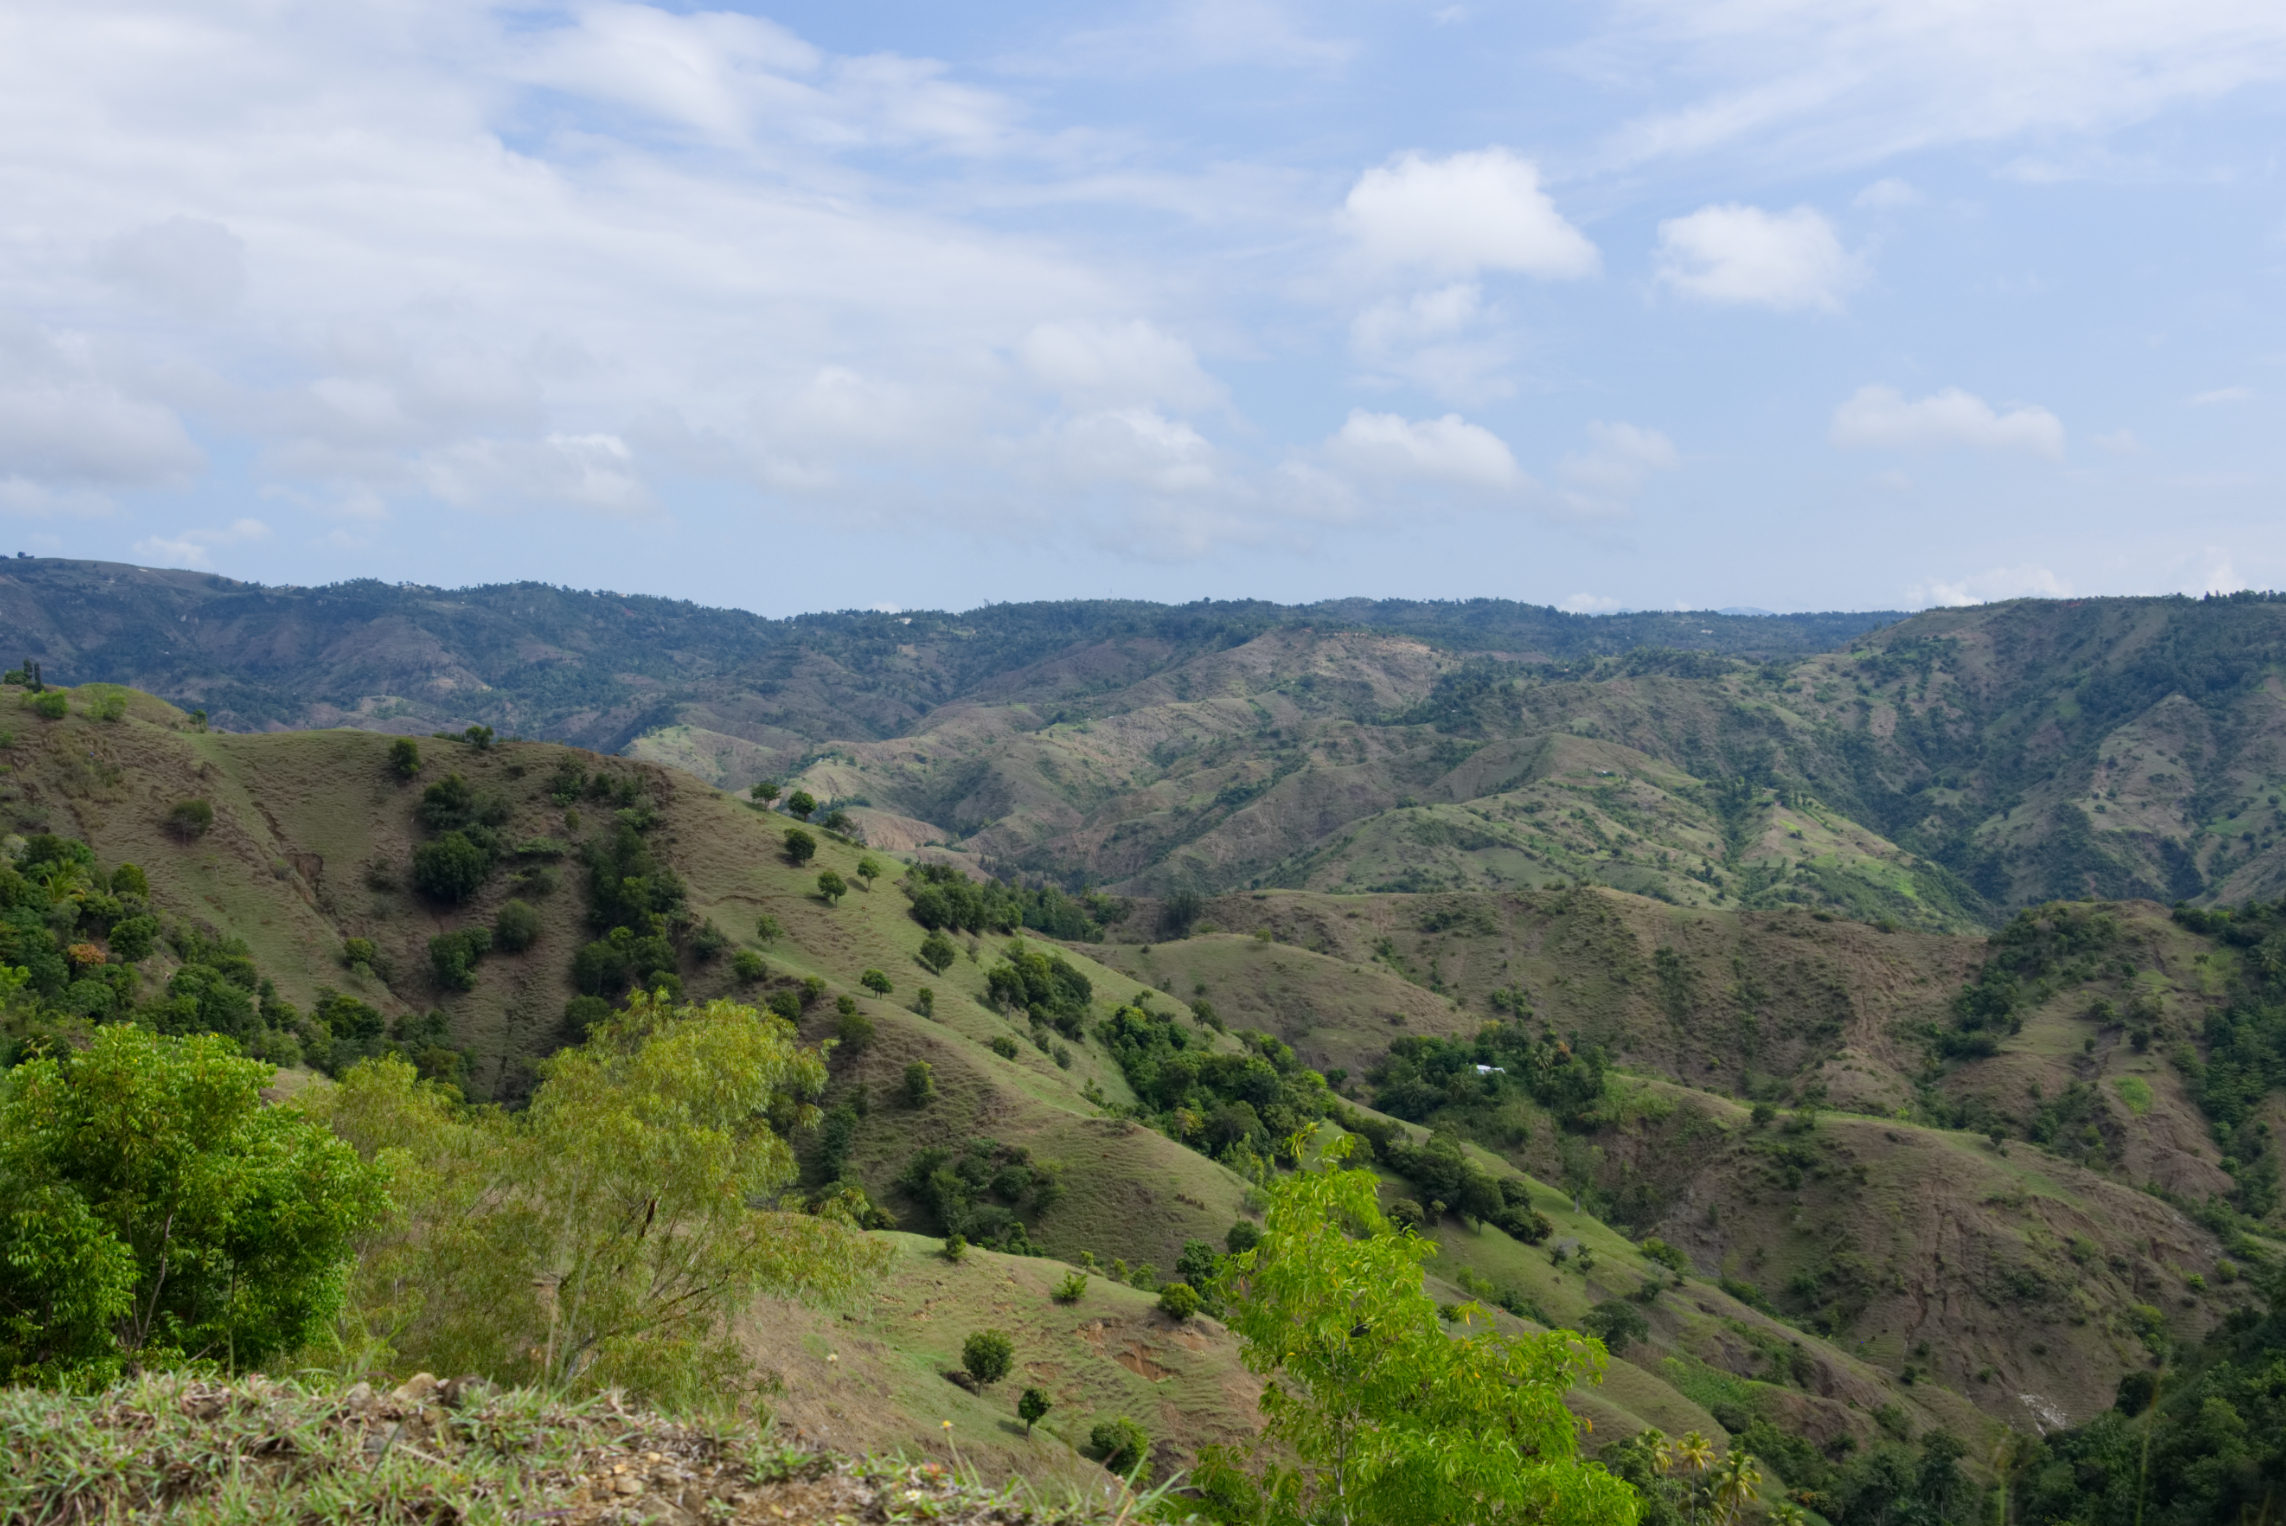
{"left": 1019, "top": 1385, "right": 1052, "bottom": 1438}
{"left": 0, "top": 1027, "right": 387, "bottom": 1387}
{"left": 1202, "top": 1137, "right": 1639, "bottom": 1526}
{"left": 388, "top": 738, "right": 423, "bottom": 779}
{"left": 755, "top": 914, "right": 783, "bottom": 942}
{"left": 749, "top": 780, "right": 780, "bottom": 806}
{"left": 860, "top": 968, "right": 892, "bottom": 995}
{"left": 412, "top": 832, "right": 491, "bottom": 902}
{"left": 166, "top": 799, "right": 214, "bottom": 840}
{"left": 856, "top": 856, "right": 882, "bottom": 890}
{"left": 1581, "top": 1299, "right": 1650, "bottom": 1356}
{"left": 835, "top": 1007, "right": 874, "bottom": 1055}
{"left": 320, "top": 994, "right": 886, "bottom": 1408}
{"left": 429, "top": 927, "right": 492, "bottom": 990}
{"left": 786, "top": 790, "right": 816, "bottom": 821}
{"left": 904, "top": 1061, "right": 935, "bottom": 1106}
{"left": 731, "top": 949, "right": 765, "bottom": 984}
{"left": 1159, "top": 1281, "right": 1202, "bottom": 1320}
{"left": 816, "top": 870, "right": 847, "bottom": 905}
{"left": 1091, "top": 1417, "right": 1152, "bottom": 1477}
{"left": 30, "top": 690, "right": 69, "bottom": 720}
{"left": 918, "top": 930, "right": 957, "bottom": 975}
{"left": 783, "top": 828, "right": 817, "bottom": 866}
{"left": 943, "top": 1232, "right": 967, "bottom": 1263}
{"left": 962, "top": 1327, "right": 1014, "bottom": 1386}
{"left": 494, "top": 898, "right": 541, "bottom": 953}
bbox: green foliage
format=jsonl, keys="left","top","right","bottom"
{"left": 321, "top": 993, "right": 886, "bottom": 1409}
{"left": 896, "top": 1138, "right": 1057, "bottom": 1253}
{"left": 835, "top": 1007, "right": 874, "bottom": 1055}
{"left": 1199, "top": 1140, "right": 1638, "bottom": 1526}
{"left": 731, "top": 949, "right": 764, "bottom": 983}
{"left": 412, "top": 832, "right": 492, "bottom": 903}
{"left": 429, "top": 927, "right": 492, "bottom": 991}
{"left": 903, "top": 1061, "right": 934, "bottom": 1106}
{"left": 754, "top": 914, "right": 782, "bottom": 943}
{"left": 166, "top": 799, "right": 213, "bottom": 840}
{"left": 785, "top": 791, "right": 816, "bottom": 820}
{"left": 1367, "top": 1021, "right": 1611, "bottom": 1132}
{"left": 987, "top": 939, "right": 1095, "bottom": 1036}
{"left": 989, "top": 1034, "right": 1019, "bottom": 1059}
{"left": 1639, "top": 1238, "right": 1689, "bottom": 1274}
{"left": 1096, "top": 1005, "right": 1329, "bottom": 1164}
{"left": 1225, "top": 1221, "right": 1261, "bottom": 1255}
{"left": 1580, "top": 1300, "right": 1650, "bottom": 1355}
{"left": 1053, "top": 1271, "right": 1088, "bottom": 1304}
{"left": 783, "top": 828, "right": 817, "bottom": 865}
{"left": 0, "top": 1026, "right": 387, "bottom": 1387}
{"left": 1018, "top": 1385, "right": 1051, "bottom": 1436}
{"left": 1090, "top": 1416, "right": 1151, "bottom": 1477}
{"left": 942, "top": 1233, "right": 967, "bottom": 1263}
{"left": 1158, "top": 1281, "right": 1202, "bottom": 1320}
{"left": 917, "top": 930, "right": 957, "bottom": 975}
{"left": 1334, "top": 1114, "right": 1551, "bottom": 1243}
{"left": 29, "top": 690, "right": 69, "bottom": 721}
{"left": 493, "top": 899, "right": 541, "bottom": 954}
{"left": 388, "top": 738, "right": 422, "bottom": 779}
{"left": 860, "top": 968, "right": 891, "bottom": 995}
{"left": 816, "top": 870, "right": 847, "bottom": 904}
{"left": 107, "top": 915, "right": 159, "bottom": 964}
{"left": 961, "top": 1328, "right": 1014, "bottom": 1386}
{"left": 748, "top": 779, "right": 779, "bottom": 805}
{"left": 855, "top": 857, "right": 881, "bottom": 887}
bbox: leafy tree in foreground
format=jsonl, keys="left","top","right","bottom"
{"left": 320, "top": 993, "right": 887, "bottom": 1410}
{"left": 1198, "top": 1136, "right": 1639, "bottom": 1526}
{"left": 0, "top": 1026, "right": 387, "bottom": 1388}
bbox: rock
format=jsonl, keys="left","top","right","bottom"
{"left": 613, "top": 1476, "right": 646, "bottom": 1497}
{"left": 390, "top": 1372, "right": 440, "bottom": 1405}
{"left": 342, "top": 1382, "right": 374, "bottom": 1409}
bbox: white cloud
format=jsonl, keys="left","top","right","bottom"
{"left": 1559, "top": 592, "right": 1623, "bottom": 614}
{"left": 1328, "top": 409, "right": 1528, "bottom": 491}
{"left": 0, "top": 320, "right": 203, "bottom": 489}
{"left": 131, "top": 517, "right": 271, "bottom": 570}
{"left": 1348, "top": 284, "right": 1514, "bottom": 402}
{"left": 1906, "top": 564, "right": 2070, "bottom": 607}
{"left": 2090, "top": 429, "right": 2143, "bottom": 454}
{"left": 2187, "top": 386, "right": 2252, "bottom": 405}
{"left": 418, "top": 434, "right": 657, "bottom": 518}
{"left": 1020, "top": 320, "right": 1224, "bottom": 410}
{"left": 95, "top": 215, "right": 247, "bottom": 315}
{"left": 1853, "top": 177, "right": 1923, "bottom": 209}
{"left": 1829, "top": 385, "right": 2065, "bottom": 460}
{"left": 1344, "top": 149, "right": 1599, "bottom": 279}
{"left": 1655, "top": 204, "right": 1861, "bottom": 311}
{"left": 1557, "top": 421, "right": 1679, "bottom": 515}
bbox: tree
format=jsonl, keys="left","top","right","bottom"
{"left": 904, "top": 1061, "right": 935, "bottom": 1106}
{"left": 755, "top": 914, "right": 783, "bottom": 942}
{"left": 1710, "top": 1450, "right": 1762, "bottom": 1526}
{"left": 943, "top": 1233, "right": 967, "bottom": 1263}
{"left": 1225, "top": 1221, "right": 1261, "bottom": 1255}
{"left": 462, "top": 724, "right": 495, "bottom": 750}
{"left": 1159, "top": 1281, "right": 1202, "bottom": 1320}
{"left": 1019, "top": 1386, "right": 1052, "bottom": 1438}
{"left": 1162, "top": 888, "right": 1205, "bottom": 938}
{"left": 388, "top": 738, "right": 423, "bottom": 779}
{"left": 0, "top": 1027, "right": 387, "bottom": 1387}
{"left": 1091, "top": 1417, "right": 1151, "bottom": 1477}
{"left": 412, "top": 831, "right": 491, "bottom": 902}
{"left": 494, "top": 898, "right": 542, "bottom": 953}
{"left": 783, "top": 829, "right": 817, "bottom": 866}
{"left": 30, "top": 690, "right": 69, "bottom": 720}
{"left": 816, "top": 870, "right": 847, "bottom": 905}
{"left": 166, "top": 799, "right": 214, "bottom": 841}
{"left": 860, "top": 968, "right": 892, "bottom": 995}
{"left": 320, "top": 994, "right": 887, "bottom": 1408}
{"left": 918, "top": 930, "right": 957, "bottom": 975}
{"left": 749, "top": 780, "right": 780, "bottom": 806}
{"left": 732, "top": 949, "right": 765, "bottom": 984}
{"left": 1581, "top": 1299, "right": 1650, "bottom": 1356}
{"left": 835, "top": 1007, "right": 874, "bottom": 1055}
{"left": 856, "top": 856, "right": 881, "bottom": 890}
{"left": 429, "top": 927, "right": 492, "bottom": 990}
{"left": 962, "top": 1328, "right": 1014, "bottom": 1387}
{"left": 786, "top": 790, "right": 817, "bottom": 821}
{"left": 1201, "top": 1137, "right": 1639, "bottom": 1526}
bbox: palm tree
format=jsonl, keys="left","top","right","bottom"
{"left": 1674, "top": 1431, "right": 1717, "bottom": 1526}
{"left": 1768, "top": 1504, "right": 1807, "bottom": 1526}
{"left": 1712, "top": 1450, "right": 1764, "bottom": 1526}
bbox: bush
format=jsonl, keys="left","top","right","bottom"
{"left": 86, "top": 689, "right": 128, "bottom": 722}
{"left": 493, "top": 899, "right": 541, "bottom": 953}
{"left": 166, "top": 799, "right": 214, "bottom": 841}
{"left": 1053, "top": 1271, "right": 1089, "bottom": 1304}
{"left": 916, "top": 987, "right": 935, "bottom": 1017}
{"left": 835, "top": 1008, "right": 874, "bottom": 1055}
{"left": 962, "top": 1328, "right": 1015, "bottom": 1387}
{"left": 732, "top": 949, "right": 765, "bottom": 984}
{"left": 943, "top": 1233, "right": 967, "bottom": 1264}
{"left": 429, "top": 927, "right": 493, "bottom": 990}
{"left": 1579, "top": 1299, "right": 1650, "bottom": 1355}
{"left": 754, "top": 915, "right": 782, "bottom": 942}
{"left": 30, "top": 690, "right": 69, "bottom": 720}
{"left": 1157, "top": 1282, "right": 1201, "bottom": 1321}
{"left": 1225, "top": 1221, "right": 1261, "bottom": 1255}
{"left": 412, "top": 831, "right": 491, "bottom": 902}
{"left": 108, "top": 915, "right": 160, "bottom": 964}
{"left": 689, "top": 921, "right": 730, "bottom": 962}
{"left": 388, "top": 738, "right": 422, "bottom": 779}
{"left": 565, "top": 995, "right": 614, "bottom": 1034}
{"left": 989, "top": 1035, "right": 1020, "bottom": 1060}
{"left": 1018, "top": 1386, "right": 1051, "bottom": 1437}
{"left": 860, "top": 968, "right": 892, "bottom": 995}
{"left": 1640, "top": 1237, "right": 1690, "bottom": 1274}
{"left": 110, "top": 863, "right": 148, "bottom": 897}
{"left": 1090, "top": 1417, "right": 1151, "bottom": 1477}
{"left": 816, "top": 870, "right": 847, "bottom": 905}
{"left": 918, "top": 930, "right": 957, "bottom": 975}
{"left": 904, "top": 1061, "right": 935, "bottom": 1106}
{"left": 783, "top": 829, "right": 816, "bottom": 866}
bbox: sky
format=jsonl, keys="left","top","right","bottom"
{"left": 3, "top": 0, "right": 2284, "bottom": 616}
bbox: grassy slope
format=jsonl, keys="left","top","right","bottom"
{"left": 4, "top": 683, "right": 2275, "bottom": 1483}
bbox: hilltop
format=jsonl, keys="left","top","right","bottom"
{"left": 1, "top": 672, "right": 2277, "bottom": 1511}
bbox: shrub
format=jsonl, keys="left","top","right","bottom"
{"left": 461, "top": 724, "right": 495, "bottom": 750}
{"left": 1018, "top": 1386, "right": 1051, "bottom": 1437}
{"left": 1053, "top": 1271, "right": 1089, "bottom": 1304}
{"left": 429, "top": 927, "right": 493, "bottom": 990}
{"left": 1749, "top": 1100, "right": 1778, "bottom": 1128}
{"left": 412, "top": 831, "right": 490, "bottom": 902}
{"left": 835, "top": 1008, "right": 874, "bottom": 1055}
{"left": 110, "top": 863, "right": 149, "bottom": 897}
{"left": 689, "top": 921, "right": 730, "bottom": 962}
{"left": 1639, "top": 1237, "right": 1690, "bottom": 1274}
{"left": 943, "top": 1233, "right": 967, "bottom": 1263}
{"left": 388, "top": 738, "right": 423, "bottom": 779}
{"left": 1158, "top": 1281, "right": 1202, "bottom": 1321}
{"left": 108, "top": 916, "right": 160, "bottom": 964}
{"left": 166, "top": 799, "right": 214, "bottom": 841}
{"left": 904, "top": 1061, "right": 935, "bottom": 1106}
{"left": 860, "top": 968, "right": 892, "bottom": 995}
{"left": 1579, "top": 1299, "right": 1650, "bottom": 1355}
{"left": 800, "top": 976, "right": 826, "bottom": 1008}
{"left": 564, "top": 995, "right": 614, "bottom": 1034}
{"left": 86, "top": 689, "right": 128, "bottom": 722}
{"left": 1090, "top": 1417, "right": 1150, "bottom": 1477}
{"left": 990, "top": 1035, "right": 1020, "bottom": 1060}
{"left": 816, "top": 870, "right": 847, "bottom": 904}
{"left": 493, "top": 899, "right": 541, "bottom": 953}
{"left": 1225, "top": 1221, "right": 1261, "bottom": 1255}
{"left": 962, "top": 1328, "right": 1014, "bottom": 1387}
{"left": 754, "top": 915, "right": 783, "bottom": 942}
{"left": 915, "top": 986, "right": 935, "bottom": 1017}
{"left": 30, "top": 690, "right": 69, "bottom": 720}
{"left": 731, "top": 949, "right": 765, "bottom": 984}
{"left": 783, "top": 829, "right": 817, "bottom": 865}
{"left": 918, "top": 930, "right": 957, "bottom": 975}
